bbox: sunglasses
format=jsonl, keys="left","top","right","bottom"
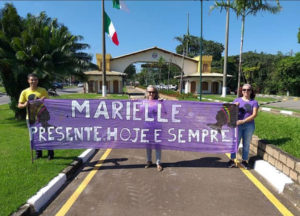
{"left": 148, "top": 91, "right": 155, "bottom": 94}
{"left": 242, "top": 89, "right": 251, "bottom": 92}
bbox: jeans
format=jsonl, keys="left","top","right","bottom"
{"left": 231, "top": 122, "right": 255, "bottom": 161}
{"left": 146, "top": 149, "right": 161, "bottom": 165}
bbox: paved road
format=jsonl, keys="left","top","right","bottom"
{"left": 266, "top": 97, "right": 300, "bottom": 110}
{"left": 0, "top": 87, "right": 83, "bottom": 105}
{"left": 41, "top": 149, "right": 298, "bottom": 216}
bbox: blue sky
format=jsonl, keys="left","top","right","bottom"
{"left": 1, "top": 0, "right": 300, "bottom": 64}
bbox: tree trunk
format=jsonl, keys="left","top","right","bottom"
{"left": 237, "top": 14, "right": 245, "bottom": 98}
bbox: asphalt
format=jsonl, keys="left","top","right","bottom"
{"left": 40, "top": 149, "right": 299, "bottom": 216}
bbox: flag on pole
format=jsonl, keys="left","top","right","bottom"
{"left": 113, "top": 0, "right": 121, "bottom": 9}
{"left": 113, "top": 0, "right": 129, "bottom": 12}
{"left": 104, "top": 12, "right": 119, "bottom": 46}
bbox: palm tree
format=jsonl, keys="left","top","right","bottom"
{"left": 0, "top": 4, "right": 97, "bottom": 119}
{"left": 211, "top": 0, "right": 281, "bottom": 97}
{"left": 0, "top": 4, "right": 26, "bottom": 118}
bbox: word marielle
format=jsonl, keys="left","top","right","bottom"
{"left": 71, "top": 100, "right": 182, "bottom": 123}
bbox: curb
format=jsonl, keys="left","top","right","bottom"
{"left": 247, "top": 152, "right": 300, "bottom": 211}
{"left": 254, "top": 160, "right": 293, "bottom": 193}
{"left": 260, "top": 106, "right": 300, "bottom": 118}
{"left": 12, "top": 149, "right": 97, "bottom": 216}
{"left": 251, "top": 159, "right": 300, "bottom": 211}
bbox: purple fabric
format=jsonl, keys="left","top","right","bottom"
{"left": 233, "top": 97, "right": 259, "bottom": 123}
{"left": 27, "top": 99, "right": 239, "bottom": 153}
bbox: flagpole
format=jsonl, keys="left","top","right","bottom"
{"left": 199, "top": 0, "right": 203, "bottom": 101}
{"left": 102, "top": 0, "right": 107, "bottom": 97}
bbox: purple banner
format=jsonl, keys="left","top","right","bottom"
{"left": 28, "top": 99, "right": 238, "bottom": 153}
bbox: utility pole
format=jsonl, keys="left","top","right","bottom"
{"left": 180, "top": 46, "right": 185, "bottom": 94}
{"left": 102, "top": 0, "right": 107, "bottom": 97}
{"left": 221, "top": 0, "right": 230, "bottom": 98}
{"left": 187, "top": 12, "right": 189, "bottom": 57}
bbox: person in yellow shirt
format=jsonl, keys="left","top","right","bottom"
{"left": 18, "top": 74, "right": 54, "bottom": 160}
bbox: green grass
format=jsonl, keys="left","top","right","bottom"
{"left": 0, "top": 104, "right": 84, "bottom": 215}
{"left": 0, "top": 86, "right": 6, "bottom": 93}
{"left": 0, "top": 93, "right": 129, "bottom": 215}
{"left": 255, "top": 112, "right": 300, "bottom": 158}
{"left": 158, "top": 90, "right": 278, "bottom": 104}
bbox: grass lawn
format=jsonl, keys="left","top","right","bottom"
{"left": 0, "top": 86, "right": 6, "bottom": 93}
{"left": 0, "top": 104, "right": 83, "bottom": 215}
{"left": 158, "top": 89, "right": 277, "bottom": 104}
{"left": 0, "top": 93, "right": 129, "bottom": 215}
{"left": 255, "top": 111, "right": 300, "bottom": 158}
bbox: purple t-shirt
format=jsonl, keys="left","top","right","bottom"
{"left": 233, "top": 97, "right": 259, "bottom": 123}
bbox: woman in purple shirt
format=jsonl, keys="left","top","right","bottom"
{"left": 227, "top": 84, "right": 259, "bottom": 169}
{"left": 144, "top": 85, "right": 163, "bottom": 172}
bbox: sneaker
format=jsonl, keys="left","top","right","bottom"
{"left": 227, "top": 160, "right": 236, "bottom": 168}
{"left": 240, "top": 161, "right": 249, "bottom": 169}
{"left": 157, "top": 164, "right": 163, "bottom": 172}
{"left": 145, "top": 161, "right": 152, "bottom": 168}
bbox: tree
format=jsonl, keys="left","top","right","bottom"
{"left": 211, "top": 0, "right": 281, "bottom": 97}
{"left": 0, "top": 4, "right": 25, "bottom": 118}
{"left": 0, "top": 4, "right": 97, "bottom": 119}
{"left": 175, "top": 35, "right": 224, "bottom": 60}
{"left": 298, "top": 28, "right": 300, "bottom": 44}
{"left": 124, "top": 64, "right": 136, "bottom": 81}
{"left": 272, "top": 53, "right": 300, "bottom": 96}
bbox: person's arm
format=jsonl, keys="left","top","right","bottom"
{"left": 18, "top": 101, "right": 28, "bottom": 109}
{"left": 237, "top": 107, "right": 258, "bottom": 125}
{"left": 18, "top": 91, "right": 27, "bottom": 109}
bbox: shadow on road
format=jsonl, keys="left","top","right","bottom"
{"left": 82, "top": 156, "right": 227, "bottom": 172}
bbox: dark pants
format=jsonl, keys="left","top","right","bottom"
{"left": 36, "top": 150, "right": 54, "bottom": 158}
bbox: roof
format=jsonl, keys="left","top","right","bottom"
{"left": 110, "top": 46, "right": 199, "bottom": 62}
{"left": 175, "top": 72, "right": 232, "bottom": 78}
{"left": 84, "top": 70, "right": 127, "bottom": 76}
{"left": 185, "top": 72, "right": 232, "bottom": 77}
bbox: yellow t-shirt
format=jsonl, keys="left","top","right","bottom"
{"left": 19, "top": 87, "right": 49, "bottom": 119}
{"left": 19, "top": 87, "right": 49, "bottom": 103}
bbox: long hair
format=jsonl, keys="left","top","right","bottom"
{"left": 242, "top": 84, "right": 256, "bottom": 99}
{"left": 145, "top": 85, "right": 159, "bottom": 100}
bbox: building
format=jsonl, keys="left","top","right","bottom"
{"left": 84, "top": 47, "right": 231, "bottom": 94}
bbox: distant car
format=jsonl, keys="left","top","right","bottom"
{"left": 77, "top": 83, "right": 84, "bottom": 87}
{"left": 52, "top": 82, "right": 63, "bottom": 89}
